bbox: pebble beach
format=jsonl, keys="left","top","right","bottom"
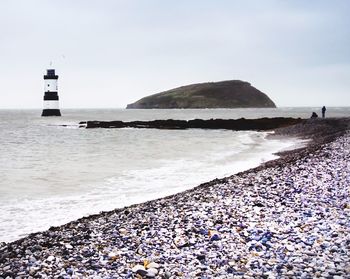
{"left": 1, "top": 118, "right": 350, "bottom": 279}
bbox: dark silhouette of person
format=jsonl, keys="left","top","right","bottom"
{"left": 322, "top": 106, "right": 326, "bottom": 118}
{"left": 311, "top": 112, "right": 318, "bottom": 118}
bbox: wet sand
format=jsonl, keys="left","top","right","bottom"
{"left": 0, "top": 118, "right": 349, "bottom": 278}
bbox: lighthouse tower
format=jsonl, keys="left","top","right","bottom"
{"left": 41, "top": 69, "right": 61, "bottom": 117}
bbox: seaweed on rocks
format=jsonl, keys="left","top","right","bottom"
{"left": 83, "top": 117, "right": 304, "bottom": 130}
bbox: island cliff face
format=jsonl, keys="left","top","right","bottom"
{"left": 126, "top": 80, "right": 276, "bottom": 109}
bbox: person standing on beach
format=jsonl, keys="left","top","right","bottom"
{"left": 322, "top": 106, "right": 326, "bottom": 118}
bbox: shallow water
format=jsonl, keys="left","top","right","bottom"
{"left": 0, "top": 107, "right": 348, "bottom": 243}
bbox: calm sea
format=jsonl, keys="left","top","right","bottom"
{"left": 0, "top": 107, "right": 349, "bottom": 243}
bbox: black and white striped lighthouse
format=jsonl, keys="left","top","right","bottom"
{"left": 41, "top": 69, "right": 61, "bottom": 117}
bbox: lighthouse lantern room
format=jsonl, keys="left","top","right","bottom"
{"left": 41, "top": 69, "right": 61, "bottom": 116}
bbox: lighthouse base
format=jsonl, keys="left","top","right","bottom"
{"left": 41, "top": 109, "right": 61, "bottom": 117}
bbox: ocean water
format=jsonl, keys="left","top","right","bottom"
{"left": 0, "top": 107, "right": 349, "bottom": 243}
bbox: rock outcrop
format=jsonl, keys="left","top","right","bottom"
{"left": 82, "top": 117, "right": 303, "bottom": 130}
{"left": 126, "top": 80, "right": 276, "bottom": 109}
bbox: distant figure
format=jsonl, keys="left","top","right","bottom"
{"left": 322, "top": 106, "right": 326, "bottom": 118}
{"left": 311, "top": 112, "right": 318, "bottom": 118}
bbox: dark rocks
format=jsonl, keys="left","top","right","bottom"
{"left": 85, "top": 117, "right": 304, "bottom": 130}
{"left": 253, "top": 202, "right": 265, "bottom": 207}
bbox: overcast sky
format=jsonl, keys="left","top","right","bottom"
{"left": 0, "top": 0, "right": 349, "bottom": 108}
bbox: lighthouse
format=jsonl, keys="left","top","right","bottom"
{"left": 41, "top": 69, "right": 61, "bottom": 117}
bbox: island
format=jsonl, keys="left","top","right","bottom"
{"left": 126, "top": 80, "right": 276, "bottom": 109}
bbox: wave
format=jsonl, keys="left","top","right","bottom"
{"left": 0, "top": 130, "right": 304, "bottom": 243}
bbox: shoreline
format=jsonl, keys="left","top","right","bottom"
{"left": 1, "top": 118, "right": 349, "bottom": 278}
{"left": 0, "top": 128, "right": 301, "bottom": 244}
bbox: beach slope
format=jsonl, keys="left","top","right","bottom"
{"left": 0, "top": 118, "right": 349, "bottom": 278}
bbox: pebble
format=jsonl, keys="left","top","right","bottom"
{"left": 147, "top": 267, "right": 158, "bottom": 276}
{"left": 286, "top": 244, "right": 294, "bottom": 251}
{"left": 131, "top": 264, "right": 145, "bottom": 273}
{"left": 0, "top": 129, "right": 349, "bottom": 278}
{"left": 146, "top": 262, "right": 160, "bottom": 269}
{"left": 46, "top": 255, "right": 55, "bottom": 262}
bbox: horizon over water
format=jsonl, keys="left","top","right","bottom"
{"left": 0, "top": 107, "right": 349, "bottom": 243}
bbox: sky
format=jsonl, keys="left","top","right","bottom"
{"left": 0, "top": 0, "right": 349, "bottom": 108}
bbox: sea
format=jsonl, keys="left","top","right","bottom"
{"left": 0, "top": 107, "right": 349, "bottom": 243}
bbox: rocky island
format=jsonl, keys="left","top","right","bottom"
{"left": 126, "top": 80, "right": 276, "bottom": 109}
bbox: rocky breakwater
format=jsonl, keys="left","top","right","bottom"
{"left": 1, "top": 118, "right": 350, "bottom": 278}
{"left": 82, "top": 117, "right": 303, "bottom": 131}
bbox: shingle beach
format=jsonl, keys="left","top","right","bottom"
{"left": 1, "top": 118, "right": 349, "bottom": 279}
